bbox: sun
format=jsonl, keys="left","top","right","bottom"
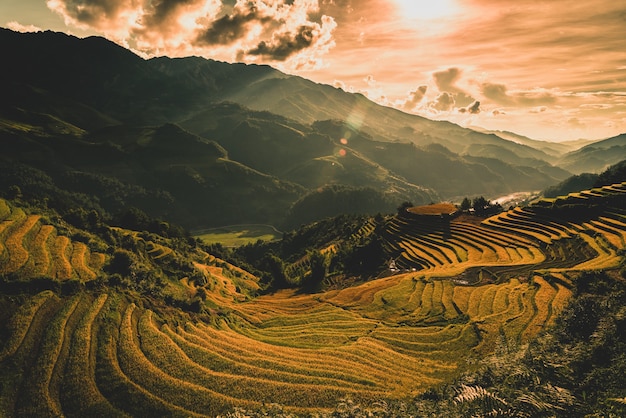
{"left": 392, "top": 0, "right": 460, "bottom": 21}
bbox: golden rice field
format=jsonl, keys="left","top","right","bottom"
{"left": 0, "top": 203, "right": 105, "bottom": 281}
{"left": 0, "top": 183, "right": 625, "bottom": 415}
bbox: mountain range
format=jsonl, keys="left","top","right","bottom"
{"left": 1, "top": 27, "right": 622, "bottom": 229}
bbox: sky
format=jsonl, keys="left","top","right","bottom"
{"left": 3, "top": 0, "right": 626, "bottom": 142}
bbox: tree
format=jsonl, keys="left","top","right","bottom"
{"left": 260, "top": 253, "right": 288, "bottom": 290}
{"left": 472, "top": 196, "right": 489, "bottom": 211}
{"left": 106, "top": 249, "right": 135, "bottom": 277}
{"left": 460, "top": 197, "right": 471, "bottom": 211}
{"left": 7, "top": 185, "right": 22, "bottom": 200}
{"left": 397, "top": 201, "right": 414, "bottom": 214}
{"left": 302, "top": 250, "right": 328, "bottom": 292}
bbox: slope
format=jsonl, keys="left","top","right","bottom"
{"left": 558, "top": 133, "right": 626, "bottom": 174}
{"left": 1, "top": 28, "right": 572, "bottom": 202}
{"left": 1, "top": 179, "right": 625, "bottom": 415}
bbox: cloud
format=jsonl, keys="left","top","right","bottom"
{"left": 433, "top": 67, "right": 462, "bottom": 92}
{"left": 432, "top": 67, "right": 475, "bottom": 107}
{"left": 430, "top": 92, "right": 455, "bottom": 112}
{"left": 459, "top": 100, "right": 481, "bottom": 114}
{"left": 46, "top": 0, "right": 145, "bottom": 40}
{"left": 482, "top": 82, "right": 558, "bottom": 107}
{"left": 196, "top": 5, "right": 267, "bottom": 46}
{"left": 568, "top": 117, "right": 585, "bottom": 128}
{"left": 246, "top": 24, "right": 318, "bottom": 60}
{"left": 363, "top": 74, "right": 378, "bottom": 87}
{"left": 6, "top": 21, "right": 42, "bottom": 32}
{"left": 402, "top": 85, "right": 427, "bottom": 110}
{"left": 47, "top": 0, "right": 336, "bottom": 67}
{"left": 333, "top": 79, "right": 346, "bottom": 90}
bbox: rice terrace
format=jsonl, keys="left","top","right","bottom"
{"left": 1, "top": 181, "right": 625, "bottom": 416}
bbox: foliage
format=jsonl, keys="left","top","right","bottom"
{"left": 285, "top": 185, "right": 400, "bottom": 229}
{"left": 543, "top": 172, "right": 598, "bottom": 198}
{"left": 460, "top": 197, "right": 471, "bottom": 211}
{"left": 543, "top": 158, "right": 626, "bottom": 198}
{"left": 594, "top": 158, "right": 626, "bottom": 187}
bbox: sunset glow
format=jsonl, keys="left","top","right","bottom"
{"left": 3, "top": 0, "right": 626, "bottom": 141}
{"left": 392, "top": 0, "right": 459, "bottom": 21}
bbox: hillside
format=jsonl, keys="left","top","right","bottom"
{"left": 1, "top": 180, "right": 625, "bottom": 416}
{"left": 543, "top": 159, "right": 626, "bottom": 197}
{"left": 0, "top": 28, "right": 574, "bottom": 224}
{"left": 558, "top": 133, "right": 626, "bottom": 174}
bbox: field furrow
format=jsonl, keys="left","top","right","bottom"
{"left": 23, "top": 224, "right": 54, "bottom": 277}
{"left": 0, "top": 291, "right": 55, "bottom": 362}
{"left": 51, "top": 235, "right": 74, "bottom": 280}
{"left": 59, "top": 294, "right": 124, "bottom": 417}
{"left": 71, "top": 241, "right": 97, "bottom": 281}
{"left": 138, "top": 311, "right": 384, "bottom": 409}
{"left": 14, "top": 295, "right": 80, "bottom": 417}
{"left": 94, "top": 299, "right": 202, "bottom": 418}
{"left": 521, "top": 277, "right": 557, "bottom": 341}
{"left": 1, "top": 214, "right": 41, "bottom": 274}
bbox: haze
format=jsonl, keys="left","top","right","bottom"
{"left": 4, "top": 0, "right": 626, "bottom": 141}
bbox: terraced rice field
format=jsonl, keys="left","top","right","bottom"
{"left": 0, "top": 183, "right": 624, "bottom": 415}
{"left": 0, "top": 200, "right": 105, "bottom": 281}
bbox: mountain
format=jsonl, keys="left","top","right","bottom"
{"left": 543, "top": 159, "right": 626, "bottom": 197}
{"left": 557, "top": 133, "right": 626, "bottom": 174}
{"left": 1, "top": 28, "right": 574, "bottom": 228}
{"left": 469, "top": 127, "right": 598, "bottom": 157}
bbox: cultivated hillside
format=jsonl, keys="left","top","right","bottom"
{"left": 1, "top": 181, "right": 625, "bottom": 416}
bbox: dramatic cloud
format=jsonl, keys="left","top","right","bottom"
{"left": 19, "top": 0, "right": 626, "bottom": 140}
{"left": 46, "top": 0, "right": 336, "bottom": 67}
{"left": 247, "top": 24, "right": 317, "bottom": 60}
{"left": 46, "top": 0, "right": 145, "bottom": 40}
{"left": 196, "top": 5, "right": 267, "bottom": 46}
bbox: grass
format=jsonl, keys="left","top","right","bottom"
{"left": 194, "top": 224, "right": 282, "bottom": 246}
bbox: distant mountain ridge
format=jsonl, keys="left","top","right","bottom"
{"left": 557, "top": 133, "right": 626, "bottom": 174}
{"left": 0, "top": 28, "right": 589, "bottom": 228}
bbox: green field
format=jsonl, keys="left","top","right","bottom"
{"left": 194, "top": 224, "right": 283, "bottom": 246}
